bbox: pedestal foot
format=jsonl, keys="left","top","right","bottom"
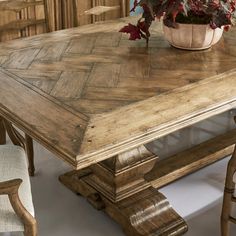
{"left": 59, "top": 170, "right": 187, "bottom": 236}
{"left": 60, "top": 144, "right": 188, "bottom": 236}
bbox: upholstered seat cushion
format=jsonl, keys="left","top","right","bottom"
{"left": 0, "top": 145, "right": 34, "bottom": 232}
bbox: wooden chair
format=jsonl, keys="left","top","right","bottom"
{"left": 221, "top": 116, "right": 236, "bottom": 236}
{"left": 0, "top": 0, "right": 49, "bottom": 42}
{"left": 0, "top": 117, "right": 37, "bottom": 235}
{"left": 221, "top": 143, "right": 236, "bottom": 236}
{"left": 0, "top": 146, "right": 37, "bottom": 235}
{"left": 0, "top": 117, "right": 35, "bottom": 177}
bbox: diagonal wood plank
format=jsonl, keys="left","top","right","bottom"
{"left": 66, "top": 35, "right": 97, "bottom": 54}
{"left": 36, "top": 42, "right": 69, "bottom": 61}
{"left": 94, "top": 32, "right": 122, "bottom": 47}
{"left": 0, "top": 69, "right": 88, "bottom": 167}
{"left": 87, "top": 63, "right": 121, "bottom": 87}
{"left": 3, "top": 48, "right": 40, "bottom": 69}
{"left": 7, "top": 68, "right": 61, "bottom": 94}
{"left": 50, "top": 71, "right": 89, "bottom": 98}
{"left": 30, "top": 60, "right": 92, "bottom": 72}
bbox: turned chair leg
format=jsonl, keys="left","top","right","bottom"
{"left": 0, "top": 116, "right": 6, "bottom": 145}
{"left": 221, "top": 148, "right": 236, "bottom": 236}
{"left": 25, "top": 134, "right": 35, "bottom": 177}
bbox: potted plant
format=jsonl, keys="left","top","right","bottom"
{"left": 120, "top": 0, "right": 236, "bottom": 50}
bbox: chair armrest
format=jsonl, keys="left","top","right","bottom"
{"left": 0, "top": 178, "right": 22, "bottom": 195}
{"left": 0, "top": 179, "right": 37, "bottom": 235}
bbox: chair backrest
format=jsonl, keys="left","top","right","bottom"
{"left": 0, "top": 0, "right": 49, "bottom": 42}
{"left": 81, "top": 0, "right": 129, "bottom": 24}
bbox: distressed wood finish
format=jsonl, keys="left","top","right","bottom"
{"left": 60, "top": 172, "right": 188, "bottom": 236}
{"left": 85, "top": 145, "right": 158, "bottom": 202}
{"left": 0, "top": 0, "right": 48, "bottom": 42}
{"left": 0, "top": 17, "right": 236, "bottom": 169}
{"left": 147, "top": 129, "right": 236, "bottom": 189}
{"left": 59, "top": 146, "right": 188, "bottom": 236}
{"left": 1, "top": 16, "right": 236, "bottom": 235}
{"left": 60, "top": 129, "right": 236, "bottom": 235}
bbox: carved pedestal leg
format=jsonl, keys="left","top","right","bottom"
{"left": 60, "top": 145, "right": 188, "bottom": 236}
{"left": 0, "top": 116, "right": 6, "bottom": 145}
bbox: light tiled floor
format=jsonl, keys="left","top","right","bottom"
{"left": 29, "top": 141, "right": 236, "bottom": 236}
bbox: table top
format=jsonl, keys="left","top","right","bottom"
{"left": 0, "top": 16, "right": 236, "bottom": 169}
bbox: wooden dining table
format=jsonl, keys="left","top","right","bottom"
{"left": 1, "top": 16, "right": 236, "bottom": 236}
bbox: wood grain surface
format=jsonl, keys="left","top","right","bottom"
{"left": 0, "top": 16, "right": 236, "bottom": 169}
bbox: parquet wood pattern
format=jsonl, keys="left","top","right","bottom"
{"left": 0, "top": 16, "right": 236, "bottom": 168}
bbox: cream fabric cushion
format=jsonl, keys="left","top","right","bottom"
{"left": 0, "top": 145, "right": 34, "bottom": 233}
